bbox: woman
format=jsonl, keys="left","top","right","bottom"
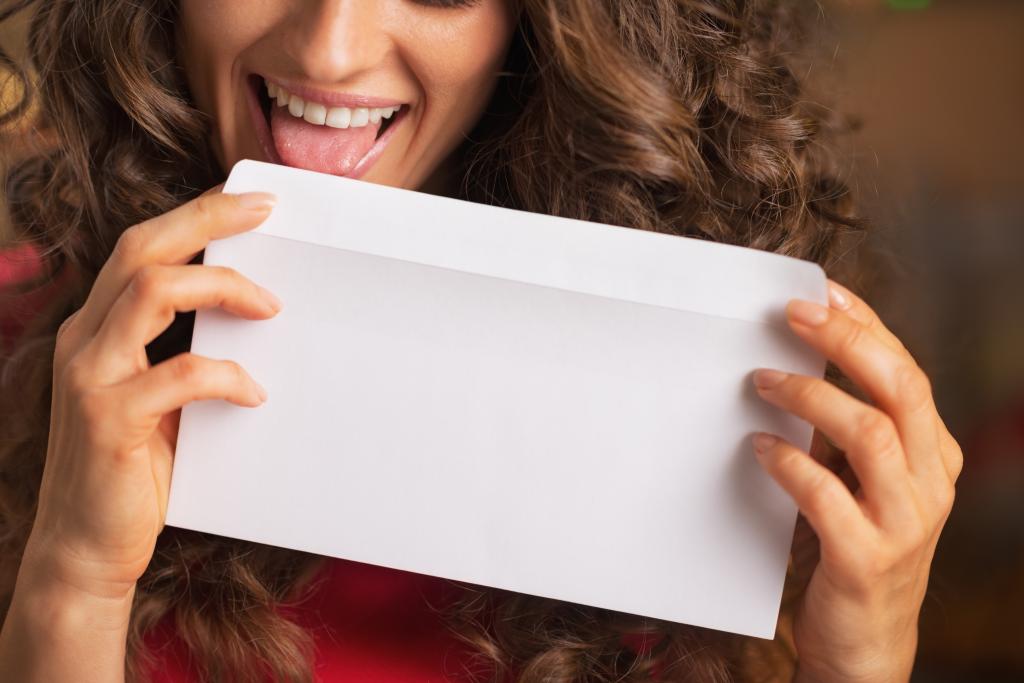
{"left": 0, "top": 0, "right": 962, "bottom": 681}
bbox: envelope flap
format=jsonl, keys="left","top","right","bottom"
{"left": 221, "top": 159, "right": 827, "bottom": 325}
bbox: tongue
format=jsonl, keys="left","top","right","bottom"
{"left": 270, "top": 105, "right": 381, "bottom": 176}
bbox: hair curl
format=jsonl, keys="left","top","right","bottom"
{"left": 0, "top": 0, "right": 862, "bottom": 681}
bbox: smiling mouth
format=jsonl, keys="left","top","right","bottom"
{"left": 256, "top": 79, "right": 402, "bottom": 141}
{"left": 246, "top": 73, "right": 407, "bottom": 179}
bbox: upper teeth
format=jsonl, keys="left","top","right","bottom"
{"left": 265, "top": 79, "right": 399, "bottom": 129}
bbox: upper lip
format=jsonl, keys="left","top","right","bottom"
{"left": 258, "top": 73, "right": 406, "bottom": 109}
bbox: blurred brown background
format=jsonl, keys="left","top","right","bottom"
{"left": 2, "top": 1, "right": 1022, "bottom": 681}
{"left": 828, "top": 3, "right": 1023, "bottom": 680}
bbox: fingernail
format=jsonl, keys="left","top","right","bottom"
{"left": 787, "top": 300, "right": 829, "bottom": 327}
{"left": 752, "top": 432, "right": 778, "bottom": 456}
{"left": 252, "top": 380, "right": 268, "bottom": 403}
{"left": 258, "top": 285, "right": 283, "bottom": 312}
{"left": 235, "top": 191, "right": 277, "bottom": 210}
{"left": 753, "top": 368, "right": 788, "bottom": 390}
{"left": 827, "top": 281, "right": 852, "bottom": 311}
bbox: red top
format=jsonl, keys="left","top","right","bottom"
{"left": 0, "top": 242, "right": 62, "bottom": 353}
{"left": 1, "top": 243, "right": 662, "bottom": 681}
{"left": 141, "top": 557, "right": 485, "bottom": 682}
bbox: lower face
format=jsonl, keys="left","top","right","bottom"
{"left": 175, "top": 0, "right": 517, "bottom": 192}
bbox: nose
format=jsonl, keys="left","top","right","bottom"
{"left": 281, "top": 0, "right": 391, "bottom": 84}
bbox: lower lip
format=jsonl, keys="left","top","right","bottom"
{"left": 244, "top": 73, "right": 407, "bottom": 180}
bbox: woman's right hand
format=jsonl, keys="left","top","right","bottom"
{"left": 20, "top": 188, "right": 282, "bottom": 602}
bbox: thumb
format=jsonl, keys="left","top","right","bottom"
{"left": 199, "top": 181, "right": 226, "bottom": 198}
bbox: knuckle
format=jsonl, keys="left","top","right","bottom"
{"left": 170, "top": 353, "right": 203, "bottom": 385}
{"left": 940, "top": 428, "right": 964, "bottom": 477}
{"left": 935, "top": 482, "right": 956, "bottom": 516}
{"left": 894, "top": 362, "right": 933, "bottom": 412}
{"left": 60, "top": 356, "right": 93, "bottom": 395}
{"left": 857, "top": 410, "right": 899, "bottom": 456}
{"left": 862, "top": 311, "right": 896, "bottom": 346}
{"left": 803, "top": 473, "right": 836, "bottom": 514}
{"left": 56, "top": 309, "right": 80, "bottom": 339}
{"left": 834, "top": 319, "right": 866, "bottom": 357}
{"left": 860, "top": 312, "right": 881, "bottom": 334}
{"left": 53, "top": 311, "right": 83, "bottom": 362}
{"left": 893, "top": 336, "right": 911, "bottom": 356}
{"left": 224, "top": 359, "right": 248, "bottom": 385}
{"left": 215, "top": 265, "right": 247, "bottom": 290}
{"left": 948, "top": 445, "right": 964, "bottom": 482}
{"left": 192, "top": 193, "right": 218, "bottom": 222}
{"left": 789, "top": 377, "right": 821, "bottom": 406}
{"left": 113, "top": 224, "right": 148, "bottom": 263}
{"left": 129, "top": 264, "right": 166, "bottom": 301}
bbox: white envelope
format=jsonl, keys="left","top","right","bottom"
{"left": 166, "top": 158, "right": 826, "bottom": 639}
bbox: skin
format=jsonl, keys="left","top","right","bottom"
{"left": 175, "top": 0, "right": 517, "bottom": 193}
{"left": 755, "top": 283, "right": 961, "bottom": 682}
{"left": 0, "top": 2, "right": 961, "bottom": 682}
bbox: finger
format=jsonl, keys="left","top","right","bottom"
{"left": 824, "top": 282, "right": 962, "bottom": 485}
{"left": 117, "top": 352, "right": 267, "bottom": 428}
{"left": 77, "top": 189, "right": 277, "bottom": 338}
{"left": 826, "top": 280, "right": 905, "bottom": 354}
{"left": 940, "top": 427, "right": 964, "bottom": 483}
{"left": 783, "top": 298, "right": 947, "bottom": 482}
{"left": 809, "top": 429, "right": 861, "bottom": 494}
{"left": 753, "top": 369, "right": 917, "bottom": 528}
{"left": 87, "top": 264, "right": 282, "bottom": 382}
{"left": 751, "top": 432, "right": 873, "bottom": 560}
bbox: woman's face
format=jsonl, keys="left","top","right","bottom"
{"left": 176, "top": 0, "right": 517, "bottom": 191}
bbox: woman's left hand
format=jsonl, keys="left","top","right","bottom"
{"left": 751, "top": 279, "right": 962, "bottom": 683}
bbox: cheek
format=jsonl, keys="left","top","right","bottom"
{"left": 177, "top": 2, "right": 273, "bottom": 102}
{"left": 179, "top": 1, "right": 271, "bottom": 52}
{"left": 177, "top": 1, "right": 283, "bottom": 164}
{"left": 403, "top": 4, "right": 516, "bottom": 126}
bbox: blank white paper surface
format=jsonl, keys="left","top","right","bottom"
{"left": 165, "top": 159, "right": 827, "bottom": 639}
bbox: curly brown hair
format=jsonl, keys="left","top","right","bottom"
{"left": 0, "top": 0, "right": 862, "bottom": 681}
